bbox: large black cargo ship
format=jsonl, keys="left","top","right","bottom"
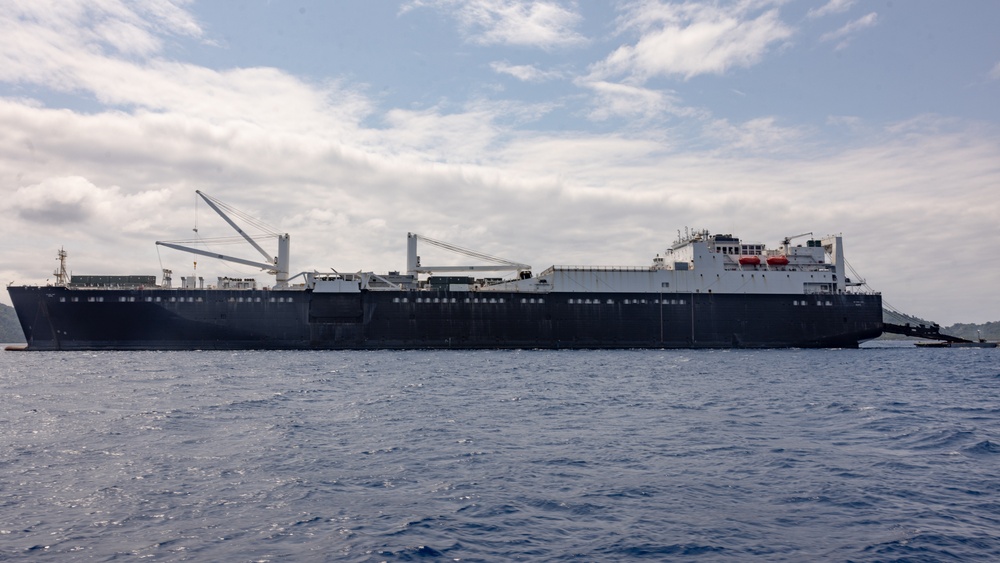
{"left": 6, "top": 192, "right": 883, "bottom": 350}
{"left": 7, "top": 284, "right": 882, "bottom": 350}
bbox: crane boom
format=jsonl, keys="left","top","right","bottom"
{"left": 196, "top": 190, "right": 274, "bottom": 264}
{"left": 782, "top": 232, "right": 813, "bottom": 246}
{"left": 406, "top": 232, "right": 530, "bottom": 276}
{"left": 156, "top": 192, "right": 291, "bottom": 287}
{"left": 155, "top": 241, "right": 276, "bottom": 272}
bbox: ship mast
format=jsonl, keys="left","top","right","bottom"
{"left": 53, "top": 247, "right": 69, "bottom": 287}
{"left": 155, "top": 191, "right": 291, "bottom": 288}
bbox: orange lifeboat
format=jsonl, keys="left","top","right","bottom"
{"left": 738, "top": 256, "right": 760, "bottom": 266}
{"left": 766, "top": 255, "right": 789, "bottom": 266}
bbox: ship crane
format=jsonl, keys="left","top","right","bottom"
{"left": 406, "top": 233, "right": 530, "bottom": 276}
{"left": 781, "top": 232, "right": 813, "bottom": 246}
{"left": 156, "top": 191, "right": 291, "bottom": 288}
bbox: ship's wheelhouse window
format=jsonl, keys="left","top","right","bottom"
{"left": 661, "top": 282, "right": 670, "bottom": 288}
{"left": 59, "top": 297, "right": 66, "bottom": 302}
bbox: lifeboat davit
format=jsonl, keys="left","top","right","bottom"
{"left": 739, "top": 256, "right": 761, "bottom": 266}
{"left": 766, "top": 255, "right": 789, "bottom": 266}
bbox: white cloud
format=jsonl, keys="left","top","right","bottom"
{"left": 820, "top": 12, "right": 878, "bottom": 50}
{"left": 12, "top": 176, "right": 173, "bottom": 233}
{"left": 589, "top": 1, "right": 794, "bottom": 81}
{"left": 807, "top": 0, "right": 856, "bottom": 19}
{"left": 0, "top": 4, "right": 374, "bottom": 135}
{"left": 403, "top": 0, "right": 586, "bottom": 49}
{"left": 990, "top": 61, "right": 1000, "bottom": 81}
{"left": 491, "top": 61, "right": 564, "bottom": 82}
{"left": 0, "top": 0, "right": 203, "bottom": 60}
{"left": 578, "top": 80, "right": 695, "bottom": 122}
{"left": 703, "top": 116, "right": 806, "bottom": 153}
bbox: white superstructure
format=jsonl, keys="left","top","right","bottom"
{"left": 475, "top": 230, "right": 856, "bottom": 295}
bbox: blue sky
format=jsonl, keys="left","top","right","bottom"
{"left": 1, "top": 0, "right": 998, "bottom": 325}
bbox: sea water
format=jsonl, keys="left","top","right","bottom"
{"left": 1, "top": 343, "right": 998, "bottom": 561}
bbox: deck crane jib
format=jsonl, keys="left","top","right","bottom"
{"left": 406, "top": 233, "right": 531, "bottom": 278}
{"left": 156, "top": 191, "right": 291, "bottom": 288}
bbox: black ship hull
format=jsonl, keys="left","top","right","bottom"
{"left": 8, "top": 286, "right": 883, "bottom": 350}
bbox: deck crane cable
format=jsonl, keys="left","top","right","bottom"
{"left": 168, "top": 192, "right": 280, "bottom": 249}
{"left": 198, "top": 191, "right": 282, "bottom": 236}
{"left": 844, "top": 257, "right": 908, "bottom": 317}
{"left": 417, "top": 234, "right": 526, "bottom": 268}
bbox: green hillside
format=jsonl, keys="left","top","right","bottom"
{"left": 1, "top": 303, "right": 25, "bottom": 343}
{"left": 943, "top": 321, "right": 1000, "bottom": 341}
